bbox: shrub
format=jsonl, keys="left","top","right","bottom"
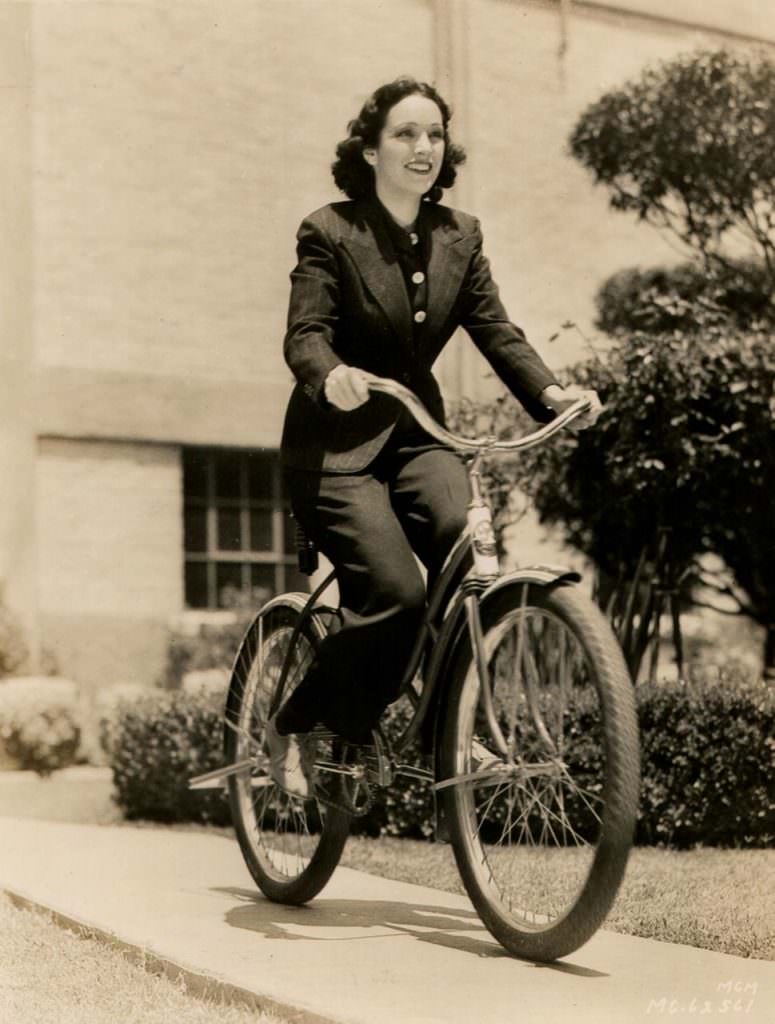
{"left": 108, "top": 676, "right": 774, "bottom": 847}
{"left": 111, "top": 689, "right": 230, "bottom": 825}
{"left": 87, "top": 682, "right": 152, "bottom": 764}
{"left": 161, "top": 588, "right": 268, "bottom": 689}
{"left": 0, "top": 677, "right": 80, "bottom": 774}
{"left": 160, "top": 619, "right": 248, "bottom": 690}
{"left": 637, "top": 677, "right": 774, "bottom": 847}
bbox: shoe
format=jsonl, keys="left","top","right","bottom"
{"left": 264, "top": 716, "right": 315, "bottom": 798}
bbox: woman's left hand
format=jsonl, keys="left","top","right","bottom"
{"left": 539, "top": 384, "right": 603, "bottom": 431}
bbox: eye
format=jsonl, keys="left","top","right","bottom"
{"left": 395, "top": 128, "right": 414, "bottom": 139}
{"left": 430, "top": 129, "right": 445, "bottom": 141}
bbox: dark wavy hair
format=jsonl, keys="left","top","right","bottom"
{"left": 332, "top": 77, "right": 466, "bottom": 203}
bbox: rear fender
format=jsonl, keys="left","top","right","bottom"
{"left": 222, "top": 592, "right": 329, "bottom": 757}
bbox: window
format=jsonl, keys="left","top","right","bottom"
{"left": 182, "top": 448, "right": 307, "bottom": 609}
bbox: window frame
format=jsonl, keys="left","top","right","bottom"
{"left": 182, "top": 447, "right": 301, "bottom": 609}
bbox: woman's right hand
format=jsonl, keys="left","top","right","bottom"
{"left": 324, "top": 364, "right": 370, "bottom": 411}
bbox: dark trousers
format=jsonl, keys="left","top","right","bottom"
{"left": 277, "top": 437, "right": 469, "bottom": 743}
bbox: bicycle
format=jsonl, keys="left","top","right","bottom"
{"left": 190, "top": 375, "right": 640, "bottom": 962}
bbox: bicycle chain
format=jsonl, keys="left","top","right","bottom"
{"left": 311, "top": 742, "right": 383, "bottom": 818}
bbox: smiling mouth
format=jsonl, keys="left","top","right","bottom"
{"left": 406, "top": 162, "right": 433, "bottom": 173}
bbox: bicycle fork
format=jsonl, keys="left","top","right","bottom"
{"left": 461, "top": 578, "right": 559, "bottom": 771}
{"left": 463, "top": 584, "right": 512, "bottom": 760}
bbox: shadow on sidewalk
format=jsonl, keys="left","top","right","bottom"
{"left": 214, "top": 886, "right": 607, "bottom": 976}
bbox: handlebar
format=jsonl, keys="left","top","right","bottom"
{"left": 361, "top": 373, "right": 592, "bottom": 454}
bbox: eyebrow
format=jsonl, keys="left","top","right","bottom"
{"left": 391, "top": 121, "right": 444, "bottom": 129}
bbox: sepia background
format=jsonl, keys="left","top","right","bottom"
{"left": 1, "top": 0, "right": 772, "bottom": 691}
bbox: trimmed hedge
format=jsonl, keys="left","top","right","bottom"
{"left": 637, "top": 680, "right": 774, "bottom": 847}
{"left": 109, "top": 678, "right": 775, "bottom": 846}
{"left": 111, "top": 690, "right": 231, "bottom": 826}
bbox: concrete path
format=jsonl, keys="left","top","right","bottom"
{"left": 1, "top": 817, "right": 773, "bottom": 1024}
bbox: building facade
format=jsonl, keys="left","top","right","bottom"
{"left": 1, "top": 0, "right": 771, "bottom": 691}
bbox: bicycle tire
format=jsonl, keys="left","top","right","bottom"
{"left": 225, "top": 599, "right": 350, "bottom": 905}
{"left": 439, "top": 581, "right": 639, "bottom": 961}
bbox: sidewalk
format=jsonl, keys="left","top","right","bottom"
{"left": 1, "top": 817, "right": 773, "bottom": 1024}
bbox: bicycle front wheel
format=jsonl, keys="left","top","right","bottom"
{"left": 225, "top": 599, "right": 350, "bottom": 905}
{"left": 440, "top": 582, "right": 639, "bottom": 961}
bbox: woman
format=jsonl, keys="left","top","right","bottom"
{"left": 267, "top": 77, "right": 600, "bottom": 795}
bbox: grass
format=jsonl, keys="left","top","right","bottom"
{"left": 0, "top": 892, "right": 284, "bottom": 1024}
{"left": 339, "top": 835, "right": 775, "bottom": 960}
{"left": 117, "top": 821, "right": 775, "bottom": 961}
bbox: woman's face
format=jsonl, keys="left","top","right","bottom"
{"left": 364, "top": 93, "right": 445, "bottom": 204}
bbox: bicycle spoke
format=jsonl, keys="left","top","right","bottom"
{"left": 447, "top": 589, "right": 627, "bottom": 945}
{"left": 227, "top": 608, "right": 350, "bottom": 895}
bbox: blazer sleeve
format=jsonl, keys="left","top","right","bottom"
{"left": 459, "top": 220, "right": 559, "bottom": 422}
{"left": 283, "top": 215, "right": 344, "bottom": 407}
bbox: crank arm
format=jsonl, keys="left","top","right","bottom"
{"left": 394, "top": 763, "right": 435, "bottom": 784}
{"left": 432, "top": 760, "right": 563, "bottom": 791}
{"left": 188, "top": 758, "right": 257, "bottom": 790}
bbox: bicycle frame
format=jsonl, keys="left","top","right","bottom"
{"left": 251, "top": 495, "right": 582, "bottom": 768}
{"left": 194, "top": 372, "right": 641, "bottom": 964}
{"left": 192, "top": 377, "right": 590, "bottom": 791}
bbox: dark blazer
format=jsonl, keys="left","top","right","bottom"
{"left": 280, "top": 197, "right": 558, "bottom": 473}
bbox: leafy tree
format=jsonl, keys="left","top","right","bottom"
{"left": 569, "top": 48, "right": 775, "bottom": 288}
{"left": 554, "top": 47, "right": 775, "bottom": 680}
{"left": 449, "top": 295, "right": 774, "bottom": 681}
{"left": 448, "top": 49, "right": 775, "bottom": 679}
{"left": 518, "top": 318, "right": 774, "bottom": 681}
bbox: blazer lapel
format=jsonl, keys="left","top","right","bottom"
{"left": 341, "top": 201, "right": 412, "bottom": 346}
{"left": 340, "top": 199, "right": 475, "bottom": 353}
{"left": 423, "top": 210, "right": 473, "bottom": 345}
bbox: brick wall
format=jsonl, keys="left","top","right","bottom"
{"left": 447, "top": 0, "right": 764, "bottom": 392}
{"left": 6, "top": 0, "right": 770, "bottom": 688}
{"left": 32, "top": 0, "right": 432, "bottom": 444}
{"left": 30, "top": 0, "right": 769, "bottom": 419}
{"left": 36, "top": 438, "right": 182, "bottom": 688}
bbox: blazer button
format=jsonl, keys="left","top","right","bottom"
{"left": 411, "top": 271, "right": 425, "bottom": 284}
{"left": 413, "top": 310, "right": 426, "bottom": 323}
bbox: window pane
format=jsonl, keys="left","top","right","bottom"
{"left": 185, "top": 561, "right": 209, "bottom": 609}
{"left": 214, "top": 451, "right": 242, "bottom": 499}
{"left": 184, "top": 505, "right": 207, "bottom": 553}
{"left": 250, "top": 563, "right": 276, "bottom": 603}
{"left": 247, "top": 451, "right": 275, "bottom": 501}
{"left": 250, "top": 509, "right": 273, "bottom": 551}
{"left": 183, "top": 450, "right": 208, "bottom": 499}
{"left": 217, "top": 507, "right": 242, "bottom": 551}
{"left": 216, "top": 562, "right": 244, "bottom": 608}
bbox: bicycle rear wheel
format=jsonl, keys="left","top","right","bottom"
{"left": 225, "top": 598, "right": 350, "bottom": 905}
{"left": 439, "top": 581, "right": 639, "bottom": 961}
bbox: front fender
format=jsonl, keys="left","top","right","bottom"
{"left": 479, "top": 563, "right": 581, "bottom": 598}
